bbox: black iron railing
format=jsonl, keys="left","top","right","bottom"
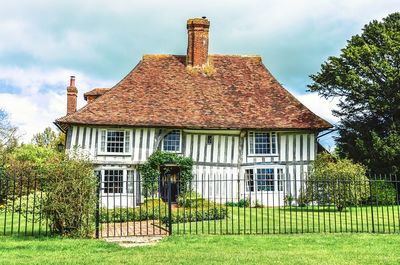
{"left": 0, "top": 172, "right": 399, "bottom": 237}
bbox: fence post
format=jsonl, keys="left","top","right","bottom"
{"left": 95, "top": 172, "right": 101, "bottom": 239}
{"left": 369, "top": 175, "right": 375, "bottom": 233}
{"left": 167, "top": 174, "right": 172, "bottom": 235}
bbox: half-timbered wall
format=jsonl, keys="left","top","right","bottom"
{"left": 67, "top": 126, "right": 318, "bottom": 206}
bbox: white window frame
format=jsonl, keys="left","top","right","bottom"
{"left": 98, "top": 129, "right": 131, "bottom": 155}
{"left": 161, "top": 129, "right": 182, "bottom": 153}
{"left": 247, "top": 131, "right": 278, "bottom": 156}
{"left": 244, "top": 166, "right": 285, "bottom": 193}
{"left": 99, "top": 167, "right": 137, "bottom": 195}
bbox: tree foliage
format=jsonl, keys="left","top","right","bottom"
{"left": 308, "top": 13, "right": 400, "bottom": 174}
{"left": 31, "top": 127, "right": 65, "bottom": 150}
{"left": 303, "top": 153, "right": 369, "bottom": 211}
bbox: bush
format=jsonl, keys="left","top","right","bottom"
{"left": 42, "top": 152, "right": 97, "bottom": 237}
{"left": 6, "top": 191, "right": 47, "bottom": 222}
{"left": 305, "top": 152, "right": 370, "bottom": 211}
{"left": 369, "top": 180, "right": 397, "bottom": 205}
{"left": 177, "top": 192, "right": 206, "bottom": 208}
{"left": 225, "top": 199, "right": 250, "bottom": 208}
{"left": 161, "top": 206, "right": 227, "bottom": 224}
{"left": 100, "top": 199, "right": 227, "bottom": 225}
{"left": 100, "top": 199, "right": 167, "bottom": 223}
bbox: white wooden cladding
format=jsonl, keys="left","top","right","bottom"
{"left": 68, "top": 126, "right": 316, "bottom": 165}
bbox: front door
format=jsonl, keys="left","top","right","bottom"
{"left": 160, "top": 166, "right": 180, "bottom": 203}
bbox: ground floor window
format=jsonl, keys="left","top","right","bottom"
{"left": 101, "top": 169, "right": 136, "bottom": 194}
{"left": 245, "top": 167, "right": 284, "bottom": 192}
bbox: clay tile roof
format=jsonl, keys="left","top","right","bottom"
{"left": 56, "top": 55, "right": 332, "bottom": 131}
{"left": 83, "top": 88, "right": 111, "bottom": 100}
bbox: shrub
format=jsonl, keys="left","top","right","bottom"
{"left": 225, "top": 199, "right": 250, "bottom": 208}
{"left": 100, "top": 199, "right": 167, "bottom": 223}
{"left": 284, "top": 194, "right": 294, "bottom": 206}
{"left": 161, "top": 207, "right": 227, "bottom": 224}
{"left": 369, "top": 180, "right": 397, "bottom": 205}
{"left": 6, "top": 191, "right": 47, "bottom": 222}
{"left": 42, "top": 152, "right": 97, "bottom": 237}
{"left": 177, "top": 192, "right": 206, "bottom": 208}
{"left": 305, "top": 152, "right": 369, "bottom": 211}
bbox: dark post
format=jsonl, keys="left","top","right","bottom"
{"left": 369, "top": 175, "right": 375, "bottom": 233}
{"left": 95, "top": 172, "right": 101, "bottom": 239}
{"left": 167, "top": 174, "right": 173, "bottom": 235}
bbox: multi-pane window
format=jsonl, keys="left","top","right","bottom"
{"left": 248, "top": 132, "right": 277, "bottom": 155}
{"left": 245, "top": 168, "right": 285, "bottom": 192}
{"left": 104, "top": 170, "right": 123, "bottom": 193}
{"left": 99, "top": 130, "right": 130, "bottom": 154}
{"left": 256, "top": 168, "right": 275, "bottom": 191}
{"left": 162, "top": 130, "right": 181, "bottom": 152}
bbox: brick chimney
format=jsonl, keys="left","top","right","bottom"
{"left": 186, "top": 17, "right": 210, "bottom": 67}
{"left": 67, "top": 76, "right": 78, "bottom": 115}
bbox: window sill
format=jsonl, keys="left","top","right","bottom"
{"left": 247, "top": 154, "right": 279, "bottom": 157}
{"left": 97, "top": 152, "right": 131, "bottom": 156}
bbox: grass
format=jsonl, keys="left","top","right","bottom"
{"left": 1, "top": 205, "right": 400, "bottom": 236}
{"left": 173, "top": 205, "right": 400, "bottom": 235}
{"left": 0, "top": 234, "right": 400, "bottom": 264}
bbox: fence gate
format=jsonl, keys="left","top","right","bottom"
{"left": 95, "top": 170, "right": 174, "bottom": 238}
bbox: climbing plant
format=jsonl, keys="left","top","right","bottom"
{"left": 138, "top": 150, "right": 193, "bottom": 196}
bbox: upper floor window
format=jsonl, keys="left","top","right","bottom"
{"left": 99, "top": 129, "right": 130, "bottom": 154}
{"left": 248, "top": 131, "right": 277, "bottom": 155}
{"left": 162, "top": 130, "right": 181, "bottom": 152}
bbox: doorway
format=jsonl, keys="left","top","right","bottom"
{"left": 160, "top": 166, "right": 180, "bottom": 203}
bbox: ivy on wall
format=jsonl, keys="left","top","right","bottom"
{"left": 138, "top": 150, "right": 193, "bottom": 196}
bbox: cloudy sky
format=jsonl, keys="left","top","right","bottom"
{"left": 0, "top": 0, "right": 399, "bottom": 148}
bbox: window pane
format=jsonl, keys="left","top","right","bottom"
{"left": 256, "top": 168, "right": 274, "bottom": 191}
{"left": 277, "top": 168, "right": 283, "bottom": 191}
{"left": 254, "top": 132, "right": 268, "bottom": 154}
{"left": 125, "top": 131, "right": 130, "bottom": 153}
{"left": 163, "top": 130, "right": 181, "bottom": 152}
{"left": 127, "top": 170, "right": 134, "bottom": 193}
{"left": 107, "top": 131, "right": 125, "bottom": 153}
{"left": 104, "top": 170, "right": 123, "bottom": 193}
{"left": 100, "top": 130, "right": 106, "bottom": 152}
{"left": 245, "top": 169, "right": 254, "bottom": 192}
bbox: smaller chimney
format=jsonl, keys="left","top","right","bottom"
{"left": 186, "top": 17, "right": 210, "bottom": 67}
{"left": 67, "top": 76, "right": 78, "bottom": 115}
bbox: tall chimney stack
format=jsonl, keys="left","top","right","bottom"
{"left": 67, "top": 76, "right": 78, "bottom": 115}
{"left": 186, "top": 17, "right": 210, "bottom": 67}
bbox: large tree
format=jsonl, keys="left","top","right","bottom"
{"left": 308, "top": 13, "right": 400, "bottom": 174}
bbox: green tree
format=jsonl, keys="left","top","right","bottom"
{"left": 303, "top": 153, "right": 369, "bottom": 212}
{"left": 31, "top": 127, "right": 65, "bottom": 150}
{"left": 308, "top": 13, "right": 400, "bottom": 174}
{"left": 0, "top": 109, "right": 18, "bottom": 152}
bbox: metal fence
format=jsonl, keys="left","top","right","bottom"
{"left": 1, "top": 172, "right": 400, "bottom": 237}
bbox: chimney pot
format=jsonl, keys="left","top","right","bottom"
{"left": 186, "top": 17, "right": 210, "bottom": 67}
{"left": 70, "top": 76, "right": 75, "bottom": 87}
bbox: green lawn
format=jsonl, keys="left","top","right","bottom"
{"left": 0, "top": 234, "right": 400, "bottom": 264}
{"left": 173, "top": 205, "right": 400, "bottom": 235}
{"left": 1, "top": 205, "right": 400, "bottom": 236}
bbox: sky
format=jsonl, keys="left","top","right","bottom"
{"left": 0, "top": 0, "right": 399, "bottom": 149}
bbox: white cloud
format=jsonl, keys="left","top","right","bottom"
{"left": 0, "top": 67, "right": 114, "bottom": 143}
{"left": 294, "top": 92, "right": 340, "bottom": 125}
